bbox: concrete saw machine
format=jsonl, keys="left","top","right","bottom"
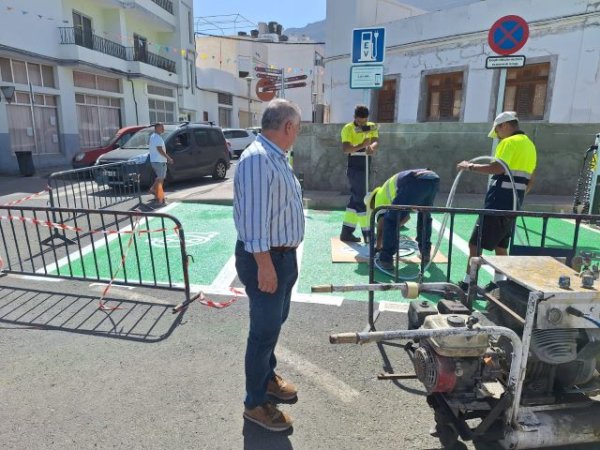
{"left": 315, "top": 255, "right": 600, "bottom": 449}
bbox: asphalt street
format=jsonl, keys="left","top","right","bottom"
{"left": 0, "top": 162, "right": 597, "bottom": 450}
{"left": 0, "top": 163, "right": 461, "bottom": 450}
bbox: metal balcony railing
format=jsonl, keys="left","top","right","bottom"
{"left": 59, "top": 27, "right": 177, "bottom": 73}
{"left": 151, "top": 0, "right": 174, "bottom": 14}
{"left": 59, "top": 27, "right": 128, "bottom": 60}
{"left": 125, "top": 48, "right": 177, "bottom": 73}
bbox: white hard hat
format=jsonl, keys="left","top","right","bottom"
{"left": 488, "top": 111, "right": 518, "bottom": 138}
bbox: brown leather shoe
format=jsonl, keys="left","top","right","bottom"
{"left": 243, "top": 401, "right": 293, "bottom": 432}
{"left": 267, "top": 374, "right": 298, "bottom": 401}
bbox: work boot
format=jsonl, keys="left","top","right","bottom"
{"left": 340, "top": 225, "right": 361, "bottom": 243}
{"left": 362, "top": 231, "right": 371, "bottom": 244}
{"left": 243, "top": 401, "right": 293, "bottom": 432}
{"left": 267, "top": 374, "right": 298, "bottom": 401}
{"left": 483, "top": 281, "right": 498, "bottom": 293}
{"left": 375, "top": 254, "right": 395, "bottom": 272}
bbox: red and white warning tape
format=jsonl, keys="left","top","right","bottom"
{"left": 0, "top": 188, "right": 50, "bottom": 207}
{"left": 0, "top": 213, "right": 178, "bottom": 237}
{"left": 97, "top": 215, "right": 145, "bottom": 311}
{"left": 191, "top": 287, "right": 244, "bottom": 309}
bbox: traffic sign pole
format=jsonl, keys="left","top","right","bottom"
{"left": 487, "top": 15, "right": 529, "bottom": 155}
{"left": 351, "top": 27, "right": 386, "bottom": 197}
{"left": 363, "top": 89, "right": 370, "bottom": 195}
{"left": 492, "top": 68, "right": 507, "bottom": 155}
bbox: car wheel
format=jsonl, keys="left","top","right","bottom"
{"left": 212, "top": 159, "right": 227, "bottom": 180}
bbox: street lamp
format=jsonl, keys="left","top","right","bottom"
{"left": 245, "top": 76, "right": 253, "bottom": 127}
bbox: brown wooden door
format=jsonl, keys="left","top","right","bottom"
{"left": 377, "top": 79, "right": 396, "bottom": 123}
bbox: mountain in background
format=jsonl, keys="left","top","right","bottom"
{"left": 284, "top": 0, "right": 481, "bottom": 42}
{"left": 284, "top": 20, "right": 326, "bottom": 42}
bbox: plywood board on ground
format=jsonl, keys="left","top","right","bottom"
{"left": 331, "top": 237, "right": 448, "bottom": 264}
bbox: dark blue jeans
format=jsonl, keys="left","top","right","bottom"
{"left": 380, "top": 177, "right": 439, "bottom": 263}
{"left": 235, "top": 241, "right": 298, "bottom": 409}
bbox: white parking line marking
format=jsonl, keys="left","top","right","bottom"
{"left": 210, "top": 255, "right": 237, "bottom": 289}
{"left": 560, "top": 218, "right": 600, "bottom": 235}
{"left": 378, "top": 301, "right": 409, "bottom": 313}
{"left": 38, "top": 202, "right": 180, "bottom": 275}
{"left": 290, "top": 209, "right": 345, "bottom": 306}
{"left": 15, "top": 275, "right": 60, "bottom": 282}
{"left": 277, "top": 346, "right": 361, "bottom": 403}
{"left": 431, "top": 217, "right": 495, "bottom": 277}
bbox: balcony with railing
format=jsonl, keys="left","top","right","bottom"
{"left": 59, "top": 27, "right": 176, "bottom": 74}
{"left": 125, "top": 48, "right": 177, "bottom": 73}
{"left": 150, "top": 0, "right": 174, "bottom": 14}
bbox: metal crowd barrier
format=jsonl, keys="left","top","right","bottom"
{"left": 48, "top": 161, "right": 142, "bottom": 210}
{"left": 0, "top": 205, "right": 190, "bottom": 311}
{"left": 45, "top": 162, "right": 143, "bottom": 245}
{"left": 366, "top": 205, "right": 600, "bottom": 329}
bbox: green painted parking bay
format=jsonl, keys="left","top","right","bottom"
{"left": 54, "top": 203, "right": 600, "bottom": 303}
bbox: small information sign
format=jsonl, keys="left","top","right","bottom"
{"left": 350, "top": 65, "right": 384, "bottom": 89}
{"left": 486, "top": 55, "right": 526, "bottom": 69}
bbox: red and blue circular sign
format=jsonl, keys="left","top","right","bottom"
{"left": 488, "top": 15, "right": 529, "bottom": 55}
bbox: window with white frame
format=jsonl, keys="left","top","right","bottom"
{"left": 149, "top": 98, "right": 175, "bottom": 124}
{"left": 423, "top": 71, "right": 464, "bottom": 122}
{"left": 73, "top": 71, "right": 120, "bottom": 93}
{"left": 7, "top": 92, "right": 60, "bottom": 155}
{"left": 75, "top": 94, "right": 122, "bottom": 149}
{"left": 503, "top": 62, "right": 550, "bottom": 120}
{"left": 0, "top": 57, "right": 56, "bottom": 88}
{"left": 218, "top": 107, "right": 231, "bottom": 128}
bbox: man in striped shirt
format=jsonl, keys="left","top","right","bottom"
{"left": 234, "top": 99, "right": 304, "bottom": 432}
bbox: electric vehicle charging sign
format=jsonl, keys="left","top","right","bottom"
{"left": 352, "top": 27, "right": 386, "bottom": 64}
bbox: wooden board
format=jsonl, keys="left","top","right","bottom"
{"left": 331, "top": 237, "right": 448, "bottom": 264}
{"left": 482, "top": 256, "right": 600, "bottom": 297}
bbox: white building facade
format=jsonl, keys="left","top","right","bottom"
{"left": 325, "top": 0, "right": 600, "bottom": 125}
{"left": 0, "top": 0, "right": 197, "bottom": 174}
{"left": 195, "top": 34, "right": 325, "bottom": 127}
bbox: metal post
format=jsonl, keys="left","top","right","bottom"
{"left": 507, "top": 290, "right": 542, "bottom": 426}
{"left": 492, "top": 68, "right": 507, "bottom": 155}
{"left": 245, "top": 76, "right": 253, "bottom": 127}
{"left": 587, "top": 133, "right": 600, "bottom": 214}
{"left": 363, "top": 89, "right": 370, "bottom": 194}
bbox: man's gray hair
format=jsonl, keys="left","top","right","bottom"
{"left": 261, "top": 99, "right": 301, "bottom": 131}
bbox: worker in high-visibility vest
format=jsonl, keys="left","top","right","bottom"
{"left": 456, "top": 111, "right": 537, "bottom": 291}
{"left": 365, "top": 169, "right": 440, "bottom": 271}
{"left": 339, "top": 105, "right": 379, "bottom": 243}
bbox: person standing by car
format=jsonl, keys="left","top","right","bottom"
{"left": 148, "top": 122, "right": 173, "bottom": 206}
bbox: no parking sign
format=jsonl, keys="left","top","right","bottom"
{"left": 488, "top": 15, "right": 529, "bottom": 55}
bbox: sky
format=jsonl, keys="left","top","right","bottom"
{"left": 192, "top": 0, "right": 326, "bottom": 33}
{"left": 191, "top": 0, "right": 481, "bottom": 35}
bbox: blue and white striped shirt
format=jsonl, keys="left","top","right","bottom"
{"left": 233, "top": 135, "right": 305, "bottom": 253}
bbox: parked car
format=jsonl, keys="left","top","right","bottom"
{"left": 71, "top": 125, "right": 146, "bottom": 169}
{"left": 222, "top": 128, "right": 256, "bottom": 157}
{"left": 246, "top": 127, "right": 262, "bottom": 136}
{"left": 225, "top": 140, "right": 234, "bottom": 160}
{"left": 96, "top": 122, "right": 230, "bottom": 188}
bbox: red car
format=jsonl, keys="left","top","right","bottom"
{"left": 71, "top": 125, "right": 147, "bottom": 169}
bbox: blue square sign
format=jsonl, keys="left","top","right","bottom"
{"left": 352, "top": 28, "right": 386, "bottom": 64}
